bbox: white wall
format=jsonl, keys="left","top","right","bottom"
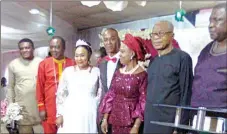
{"left": 1, "top": 50, "right": 20, "bottom": 80}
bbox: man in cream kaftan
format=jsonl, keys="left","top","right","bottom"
{"left": 7, "top": 38, "right": 43, "bottom": 133}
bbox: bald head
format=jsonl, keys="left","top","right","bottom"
{"left": 103, "top": 28, "right": 119, "bottom": 36}
{"left": 103, "top": 28, "right": 120, "bottom": 56}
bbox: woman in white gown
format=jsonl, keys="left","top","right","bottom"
{"left": 55, "top": 39, "right": 103, "bottom": 133}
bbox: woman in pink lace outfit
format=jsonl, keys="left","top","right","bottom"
{"left": 99, "top": 34, "right": 148, "bottom": 134}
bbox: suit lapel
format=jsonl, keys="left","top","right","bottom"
{"left": 103, "top": 61, "right": 108, "bottom": 92}
{"left": 102, "top": 59, "right": 122, "bottom": 92}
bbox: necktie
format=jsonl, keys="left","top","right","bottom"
{"left": 105, "top": 56, "right": 117, "bottom": 63}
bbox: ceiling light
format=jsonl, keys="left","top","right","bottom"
{"left": 81, "top": 1, "right": 101, "bottom": 7}
{"left": 103, "top": 1, "right": 128, "bottom": 11}
{"left": 29, "top": 9, "right": 40, "bottom": 14}
{"left": 135, "top": 1, "right": 147, "bottom": 7}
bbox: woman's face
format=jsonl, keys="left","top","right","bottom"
{"left": 119, "top": 42, "right": 134, "bottom": 65}
{"left": 75, "top": 46, "right": 89, "bottom": 69}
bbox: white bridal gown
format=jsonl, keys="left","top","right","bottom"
{"left": 56, "top": 66, "right": 102, "bottom": 133}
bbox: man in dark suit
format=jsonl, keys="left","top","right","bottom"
{"left": 99, "top": 28, "right": 122, "bottom": 93}
{"left": 98, "top": 28, "right": 122, "bottom": 133}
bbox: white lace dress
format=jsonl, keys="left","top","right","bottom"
{"left": 56, "top": 66, "right": 102, "bottom": 133}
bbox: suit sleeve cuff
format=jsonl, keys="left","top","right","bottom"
{"left": 38, "top": 103, "right": 45, "bottom": 111}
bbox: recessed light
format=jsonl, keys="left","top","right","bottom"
{"left": 29, "top": 9, "right": 40, "bottom": 14}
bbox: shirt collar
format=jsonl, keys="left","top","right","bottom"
{"left": 109, "top": 52, "right": 120, "bottom": 59}
{"left": 53, "top": 57, "right": 66, "bottom": 64}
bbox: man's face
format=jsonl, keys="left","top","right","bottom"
{"left": 151, "top": 22, "right": 173, "bottom": 51}
{"left": 209, "top": 8, "right": 227, "bottom": 41}
{"left": 19, "top": 42, "right": 34, "bottom": 60}
{"left": 49, "top": 39, "right": 65, "bottom": 59}
{"left": 103, "top": 30, "right": 119, "bottom": 54}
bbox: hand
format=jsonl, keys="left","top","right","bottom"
{"left": 130, "top": 126, "right": 139, "bottom": 134}
{"left": 39, "top": 110, "right": 46, "bottom": 121}
{"left": 56, "top": 116, "right": 63, "bottom": 128}
{"left": 101, "top": 119, "right": 108, "bottom": 134}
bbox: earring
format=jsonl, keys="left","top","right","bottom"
{"left": 130, "top": 55, "right": 133, "bottom": 60}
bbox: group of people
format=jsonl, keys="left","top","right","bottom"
{"left": 1, "top": 3, "right": 226, "bottom": 134}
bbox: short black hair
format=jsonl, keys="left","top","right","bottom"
{"left": 50, "top": 36, "right": 66, "bottom": 49}
{"left": 18, "top": 38, "right": 34, "bottom": 48}
{"left": 75, "top": 42, "right": 92, "bottom": 60}
{"left": 1, "top": 77, "right": 6, "bottom": 86}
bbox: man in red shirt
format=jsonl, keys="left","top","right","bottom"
{"left": 36, "top": 36, "right": 74, "bottom": 134}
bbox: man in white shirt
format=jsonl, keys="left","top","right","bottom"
{"left": 99, "top": 28, "right": 122, "bottom": 93}
{"left": 98, "top": 28, "right": 122, "bottom": 133}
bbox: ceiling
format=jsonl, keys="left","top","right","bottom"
{"left": 1, "top": 1, "right": 74, "bottom": 52}
{"left": 1, "top": 1, "right": 220, "bottom": 52}
{"left": 28, "top": 1, "right": 218, "bottom": 30}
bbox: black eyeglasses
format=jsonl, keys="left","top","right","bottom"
{"left": 149, "top": 31, "right": 173, "bottom": 37}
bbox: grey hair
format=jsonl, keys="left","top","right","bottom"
{"left": 154, "top": 20, "right": 174, "bottom": 32}
{"left": 167, "top": 21, "right": 174, "bottom": 32}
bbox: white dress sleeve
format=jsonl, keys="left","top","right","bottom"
{"left": 95, "top": 68, "right": 103, "bottom": 105}
{"left": 56, "top": 68, "right": 69, "bottom": 117}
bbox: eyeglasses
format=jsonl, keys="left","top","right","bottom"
{"left": 149, "top": 31, "right": 173, "bottom": 37}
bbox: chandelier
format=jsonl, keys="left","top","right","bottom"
{"left": 80, "top": 1, "right": 147, "bottom": 11}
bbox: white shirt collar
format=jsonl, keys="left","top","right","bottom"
{"left": 108, "top": 52, "right": 120, "bottom": 59}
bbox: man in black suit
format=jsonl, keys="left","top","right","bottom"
{"left": 99, "top": 28, "right": 122, "bottom": 93}
{"left": 98, "top": 28, "right": 122, "bottom": 133}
